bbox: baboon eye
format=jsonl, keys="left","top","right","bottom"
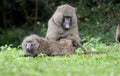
{"left": 26, "top": 41, "right": 33, "bottom": 43}
{"left": 31, "top": 43, "right": 35, "bottom": 46}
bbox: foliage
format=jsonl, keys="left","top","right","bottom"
{"left": 0, "top": 23, "right": 47, "bottom": 46}
{"left": 0, "top": 38, "right": 120, "bottom": 76}
{"left": 0, "top": 0, "right": 120, "bottom": 46}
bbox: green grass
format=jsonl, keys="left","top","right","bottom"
{"left": 0, "top": 39, "right": 120, "bottom": 76}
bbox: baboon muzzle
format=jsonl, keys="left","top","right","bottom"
{"left": 63, "top": 16, "right": 71, "bottom": 30}
{"left": 26, "top": 43, "right": 33, "bottom": 51}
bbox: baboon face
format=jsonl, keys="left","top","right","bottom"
{"left": 62, "top": 16, "right": 72, "bottom": 30}
{"left": 53, "top": 4, "right": 77, "bottom": 30}
{"left": 22, "top": 36, "right": 39, "bottom": 53}
{"left": 25, "top": 41, "right": 36, "bottom": 52}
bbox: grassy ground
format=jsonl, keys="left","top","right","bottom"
{"left": 0, "top": 38, "right": 120, "bottom": 76}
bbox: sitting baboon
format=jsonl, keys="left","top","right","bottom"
{"left": 22, "top": 34, "right": 75, "bottom": 57}
{"left": 115, "top": 19, "right": 120, "bottom": 43}
{"left": 45, "top": 4, "right": 88, "bottom": 54}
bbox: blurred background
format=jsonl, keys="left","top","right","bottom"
{"left": 0, "top": 0, "right": 120, "bottom": 47}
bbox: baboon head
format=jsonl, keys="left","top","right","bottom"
{"left": 22, "top": 35, "right": 40, "bottom": 53}
{"left": 53, "top": 4, "right": 77, "bottom": 30}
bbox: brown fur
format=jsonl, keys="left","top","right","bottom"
{"left": 45, "top": 4, "right": 88, "bottom": 54}
{"left": 57, "top": 34, "right": 106, "bottom": 55}
{"left": 115, "top": 19, "right": 120, "bottom": 43}
{"left": 22, "top": 34, "right": 75, "bottom": 57}
{"left": 59, "top": 38, "right": 75, "bottom": 55}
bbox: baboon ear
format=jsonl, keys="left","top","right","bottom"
{"left": 53, "top": 11, "right": 63, "bottom": 26}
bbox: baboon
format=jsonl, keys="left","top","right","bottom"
{"left": 59, "top": 34, "right": 106, "bottom": 54}
{"left": 59, "top": 38, "right": 75, "bottom": 54}
{"left": 45, "top": 4, "right": 88, "bottom": 54}
{"left": 115, "top": 19, "right": 120, "bottom": 43}
{"left": 22, "top": 34, "right": 75, "bottom": 57}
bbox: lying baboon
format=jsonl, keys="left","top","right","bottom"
{"left": 115, "top": 19, "right": 120, "bottom": 43}
{"left": 45, "top": 4, "right": 88, "bottom": 54}
{"left": 22, "top": 34, "right": 75, "bottom": 57}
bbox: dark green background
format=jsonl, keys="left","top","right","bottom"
{"left": 0, "top": 0, "right": 120, "bottom": 47}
